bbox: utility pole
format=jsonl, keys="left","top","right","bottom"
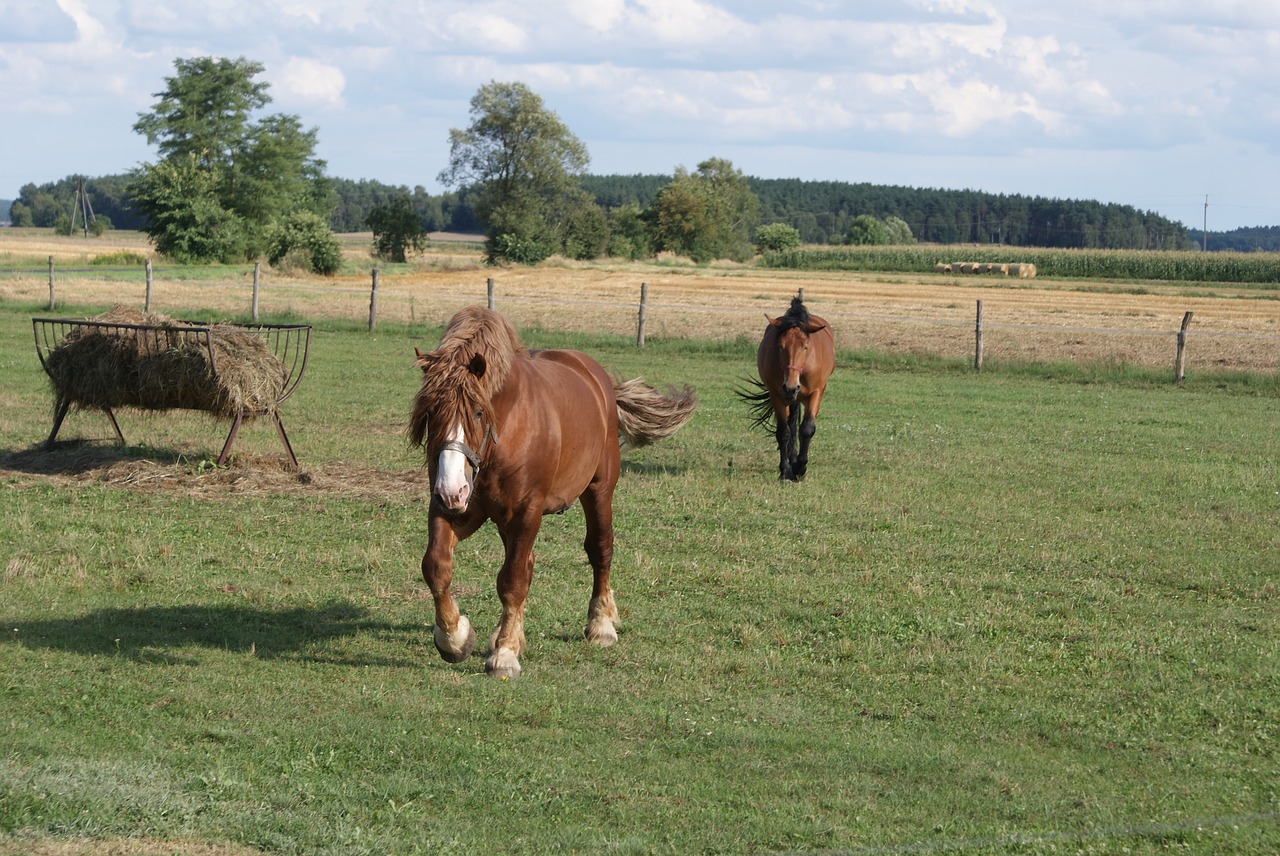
{"left": 70, "top": 176, "right": 96, "bottom": 237}
{"left": 1202, "top": 194, "right": 1208, "bottom": 252}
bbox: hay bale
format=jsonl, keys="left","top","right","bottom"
{"left": 934, "top": 262, "right": 952, "bottom": 273}
{"left": 44, "top": 306, "right": 285, "bottom": 418}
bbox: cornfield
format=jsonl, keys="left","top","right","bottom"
{"left": 763, "top": 245, "right": 1280, "bottom": 285}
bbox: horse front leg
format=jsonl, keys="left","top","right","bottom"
{"left": 793, "top": 409, "right": 817, "bottom": 481}
{"left": 793, "top": 389, "right": 825, "bottom": 481}
{"left": 580, "top": 480, "right": 618, "bottom": 646}
{"left": 774, "top": 410, "right": 794, "bottom": 481}
{"left": 778, "top": 404, "right": 798, "bottom": 478}
{"left": 487, "top": 515, "right": 541, "bottom": 678}
{"left": 422, "top": 514, "right": 476, "bottom": 664}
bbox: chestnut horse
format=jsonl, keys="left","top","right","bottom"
{"left": 408, "top": 307, "right": 697, "bottom": 678}
{"left": 740, "top": 296, "right": 835, "bottom": 481}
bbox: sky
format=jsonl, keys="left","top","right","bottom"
{"left": 2, "top": 0, "right": 1279, "bottom": 231}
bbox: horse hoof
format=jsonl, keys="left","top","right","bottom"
{"left": 433, "top": 617, "right": 476, "bottom": 663}
{"left": 584, "top": 622, "right": 618, "bottom": 647}
{"left": 485, "top": 648, "right": 522, "bottom": 679}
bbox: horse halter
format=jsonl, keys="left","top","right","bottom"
{"left": 438, "top": 410, "right": 497, "bottom": 487}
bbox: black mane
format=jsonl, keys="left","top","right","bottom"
{"left": 778, "top": 296, "right": 810, "bottom": 332}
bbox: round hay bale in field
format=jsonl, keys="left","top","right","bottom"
{"left": 44, "top": 306, "right": 286, "bottom": 418}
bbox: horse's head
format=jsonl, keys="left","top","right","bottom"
{"left": 772, "top": 314, "right": 828, "bottom": 403}
{"left": 409, "top": 309, "right": 519, "bottom": 515}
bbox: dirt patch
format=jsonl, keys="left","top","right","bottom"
{"left": 0, "top": 840, "right": 264, "bottom": 856}
{"left": 0, "top": 444, "right": 431, "bottom": 502}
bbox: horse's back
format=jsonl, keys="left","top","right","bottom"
{"left": 506, "top": 349, "right": 618, "bottom": 507}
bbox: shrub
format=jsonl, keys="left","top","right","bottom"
{"left": 490, "top": 233, "right": 552, "bottom": 265}
{"left": 266, "top": 211, "right": 343, "bottom": 275}
{"left": 754, "top": 223, "right": 802, "bottom": 253}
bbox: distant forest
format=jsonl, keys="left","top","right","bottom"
{"left": 8, "top": 172, "right": 1279, "bottom": 252}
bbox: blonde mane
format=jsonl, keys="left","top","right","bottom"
{"left": 408, "top": 307, "right": 525, "bottom": 455}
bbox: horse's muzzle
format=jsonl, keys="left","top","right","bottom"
{"left": 783, "top": 383, "right": 800, "bottom": 402}
{"left": 433, "top": 482, "right": 471, "bottom": 515}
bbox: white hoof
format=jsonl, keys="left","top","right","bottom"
{"left": 433, "top": 615, "right": 475, "bottom": 663}
{"left": 584, "top": 619, "right": 618, "bottom": 647}
{"left": 485, "top": 646, "right": 522, "bottom": 679}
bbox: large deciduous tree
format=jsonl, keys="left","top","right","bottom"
{"left": 438, "top": 81, "right": 593, "bottom": 264}
{"left": 367, "top": 195, "right": 428, "bottom": 263}
{"left": 647, "top": 158, "right": 759, "bottom": 263}
{"left": 128, "top": 56, "right": 335, "bottom": 266}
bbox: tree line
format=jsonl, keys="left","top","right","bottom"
{"left": 10, "top": 170, "right": 1214, "bottom": 253}
{"left": 8, "top": 56, "right": 1266, "bottom": 266}
{"left": 11, "top": 167, "right": 1225, "bottom": 256}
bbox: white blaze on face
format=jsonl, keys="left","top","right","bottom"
{"left": 434, "top": 421, "right": 471, "bottom": 511}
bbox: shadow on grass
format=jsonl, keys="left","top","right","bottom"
{"left": 0, "top": 440, "right": 206, "bottom": 477}
{"left": 621, "top": 459, "right": 690, "bottom": 476}
{"left": 3, "top": 601, "right": 422, "bottom": 667}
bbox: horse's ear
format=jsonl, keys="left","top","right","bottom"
{"left": 414, "top": 347, "right": 429, "bottom": 372}
{"left": 805, "top": 320, "right": 827, "bottom": 334}
{"left": 767, "top": 315, "right": 780, "bottom": 326}
{"left": 468, "top": 353, "right": 487, "bottom": 379}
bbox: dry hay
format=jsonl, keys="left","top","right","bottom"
{"left": 43, "top": 306, "right": 285, "bottom": 418}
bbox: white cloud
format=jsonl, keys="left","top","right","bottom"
{"left": 442, "top": 10, "right": 528, "bottom": 53}
{"left": 276, "top": 57, "right": 346, "bottom": 107}
{"left": 2, "top": 0, "right": 1279, "bottom": 228}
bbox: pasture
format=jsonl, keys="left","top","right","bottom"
{"left": 1, "top": 234, "right": 1278, "bottom": 854}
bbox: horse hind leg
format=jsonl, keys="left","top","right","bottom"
{"left": 580, "top": 481, "right": 619, "bottom": 646}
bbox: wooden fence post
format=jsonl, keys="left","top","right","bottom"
{"left": 47, "top": 256, "right": 55, "bottom": 311}
{"left": 974, "top": 300, "right": 984, "bottom": 371}
{"left": 252, "top": 262, "right": 261, "bottom": 322}
{"left": 145, "top": 258, "right": 153, "bottom": 313}
{"left": 637, "top": 282, "right": 649, "bottom": 347}
{"left": 369, "top": 269, "right": 380, "bottom": 331}
{"left": 487, "top": 277, "right": 495, "bottom": 310}
{"left": 1175, "top": 310, "right": 1194, "bottom": 384}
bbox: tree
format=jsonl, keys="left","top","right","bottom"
{"left": 438, "top": 81, "right": 590, "bottom": 264}
{"left": 846, "top": 214, "right": 889, "bottom": 245}
{"left": 882, "top": 215, "right": 915, "bottom": 245}
{"left": 266, "top": 210, "right": 343, "bottom": 275}
{"left": 606, "top": 204, "right": 651, "bottom": 259}
{"left": 754, "top": 223, "right": 802, "bottom": 253}
{"left": 128, "top": 56, "right": 334, "bottom": 262}
{"left": 647, "top": 158, "right": 759, "bottom": 262}
{"left": 367, "top": 196, "right": 428, "bottom": 262}
{"left": 128, "top": 152, "right": 245, "bottom": 262}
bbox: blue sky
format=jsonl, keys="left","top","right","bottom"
{"left": 2, "top": 0, "right": 1278, "bottom": 231}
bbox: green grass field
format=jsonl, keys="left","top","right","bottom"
{"left": 1, "top": 297, "right": 1277, "bottom": 854}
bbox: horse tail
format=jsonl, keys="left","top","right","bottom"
{"left": 613, "top": 378, "right": 698, "bottom": 449}
{"left": 735, "top": 378, "right": 775, "bottom": 431}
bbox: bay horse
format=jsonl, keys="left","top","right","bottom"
{"left": 408, "top": 307, "right": 698, "bottom": 678}
{"left": 740, "top": 296, "right": 835, "bottom": 481}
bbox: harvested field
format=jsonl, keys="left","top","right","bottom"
{"left": 4, "top": 229, "right": 1279, "bottom": 372}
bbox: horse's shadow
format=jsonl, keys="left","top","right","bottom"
{"left": 621, "top": 459, "right": 690, "bottom": 476}
{"left": 4, "top": 601, "right": 419, "bottom": 667}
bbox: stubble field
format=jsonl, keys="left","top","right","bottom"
{"left": 5, "top": 228, "right": 1280, "bottom": 373}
